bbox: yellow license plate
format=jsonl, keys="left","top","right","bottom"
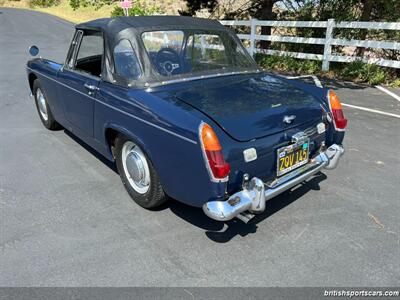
{"left": 277, "top": 140, "right": 309, "bottom": 177}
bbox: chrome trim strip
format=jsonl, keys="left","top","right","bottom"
{"left": 26, "top": 67, "right": 198, "bottom": 145}
{"left": 100, "top": 98, "right": 198, "bottom": 145}
{"left": 149, "top": 69, "right": 261, "bottom": 87}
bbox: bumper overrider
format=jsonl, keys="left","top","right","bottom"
{"left": 203, "top": 144, "right": 344, "bottom": 222}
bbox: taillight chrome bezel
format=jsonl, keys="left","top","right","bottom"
{"left": 198, "top": 121, "right": 230, "bottom": 183}
{"left": 327, "top": 90, "right": 347, "bottom": 132}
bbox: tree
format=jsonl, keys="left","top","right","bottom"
{"left": 355, "top": 0, "right": 373, "bottom": 56}
{"left": 180, "top": 0, "right": 282, "bottom": 49}
{"left": 249, "top": 0, "right": 280, "bottom": 49}
{"left": 178, "top": 0, "right": 218, "bottom": 16}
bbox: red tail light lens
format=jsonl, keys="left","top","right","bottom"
{"left": 329, "top": 90, "right": 347, "bottom": 130}
{"left": 200, "top": 123, "right": 230, "bottom": 181}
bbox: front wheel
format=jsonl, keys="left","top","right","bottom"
{"left": 32, "top": 80, "right": 61, "bottom": 130}
{"left": 115, "top": 134, "right": 167, "bottom": 209}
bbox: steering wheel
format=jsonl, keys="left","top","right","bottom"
{"left": 155, "top": 47, "right": 181, "bottom": 76}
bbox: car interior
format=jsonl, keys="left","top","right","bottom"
{"left": 75, "top": 55, "right": 102, "bottom": 77}
{"left": 70, "top": 30, "right": 252, "bottom": 80}
{"left": 72, "top": 30, "right": 103, "bottom": 77}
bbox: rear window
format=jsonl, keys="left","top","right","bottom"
{"left": 141, "top": 30, "right": 255, "bottom": 77}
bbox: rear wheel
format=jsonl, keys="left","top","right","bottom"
{"left": 33, "top": 80, "right": 61, "bottom": 130}
{"left": 115, "top": 134, "right": 167, "bottom": 209}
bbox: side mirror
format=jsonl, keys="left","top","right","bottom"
{"left": 28, "top": 45, "right": 39, "bottom": 57}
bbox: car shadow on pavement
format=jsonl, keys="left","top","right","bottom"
{"left": 168, "top": 173, "right": 327, "bottom": 243}
{"left": 62, "top": 128, "right": 328, "bottom": 243}
{"left": 64, "top": 129, "right": 118, "bottom": 173}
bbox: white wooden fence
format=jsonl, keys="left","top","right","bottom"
{"left": 220, "top": 19, "right": 400, "bottom": 71}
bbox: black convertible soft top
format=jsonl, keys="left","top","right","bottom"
{"left": 76, "top": 16, "right": 230, "bottom": 35}
{"left": 74, "top": 16, "right": 254, "bottom": 87}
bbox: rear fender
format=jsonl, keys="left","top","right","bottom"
{"left": 279, "top": 77, "right": 345, "bottom": 145}
{"left": 103, "top": 123, "right": 148, "bottom": 161}
{"left": 95, "top": 83, "right": 229, "bottom": 207}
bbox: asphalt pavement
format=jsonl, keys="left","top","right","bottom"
{"left": 0, "top": 8, "right": 399, "bottom": 287}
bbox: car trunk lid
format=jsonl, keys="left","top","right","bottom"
{"left": 173, "top": 73, "right": 324, "bottom": 141}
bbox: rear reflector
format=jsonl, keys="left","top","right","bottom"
{"left": 199, "top": 123, "right": 230, "bottom": 181}
{"left": 329, "top": 90, "right": 347, "bottom": 130}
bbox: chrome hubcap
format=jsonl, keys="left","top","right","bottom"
{"left": 121, "top": 141, "right": 150, "bottom": 194}
{"left": 36, "top": 88, "right": 48, "bottom": 121}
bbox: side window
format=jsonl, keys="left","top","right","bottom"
{"left": 74, "top": 31, "right": 103, "bottom": 77}
{"left": 113, "top": 39, "right": 141, "bottom": 80}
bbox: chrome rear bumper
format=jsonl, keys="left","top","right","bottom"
{"left": 203, "top": 144, "right": 344, "bottom": 221}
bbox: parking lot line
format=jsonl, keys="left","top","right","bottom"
{"left": 284, "top": 75, "right": 400, "bottom": 118}
{"left": 342, "top": 103, "right": 400, "bottom": 119}
{"left": 376, "top": 86, "right": 400, "bottom": 102}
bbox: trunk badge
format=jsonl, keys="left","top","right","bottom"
{"left": 283, "top": 115, "right": 296, "bottom": 124}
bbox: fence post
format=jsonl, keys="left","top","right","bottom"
{"left": 322, "top": 18, "right": 334, "bottom": 71}
{"left": 249, "top": 18, "right": 256, "bottom": 57}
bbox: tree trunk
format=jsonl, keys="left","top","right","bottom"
{"left": 259, "top": 0, "right": 276, "bottom": 49}
{"left": 355, "top": 0, "right": 373, "bottom": 56}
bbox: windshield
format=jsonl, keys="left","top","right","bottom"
{"left": 141, "top": 30, "right": 257, "bottom": 78}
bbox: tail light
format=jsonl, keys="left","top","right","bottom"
{"left": 199, "top": 122, "right": 230, "bottom": 181}
{"left": 328, "top": 90, "right": 347, "bottom": 131}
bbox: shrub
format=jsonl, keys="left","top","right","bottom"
{"left": 341, "top": 60, "right": 388, "bottom": 85}
{"left": 360, "top": 64, "right": 388, "bottom": 85}
{"left": 29, "top": 0, "right": 59, "bottom": 7}
{"left": 255, "top": 53, "right": 395, "bottom": 86}
{"left": 111, "top": 0, "right": 161, "bottom": 17}
{"left": 340, "top": 60, "right": 365, "bottom": 79}
{"left": 255, "top": 53, "right": 321, "bottom": 75}
{"left": 392, "top": 78, "right": 400, "bottom": 88}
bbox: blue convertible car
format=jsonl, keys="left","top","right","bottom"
{"left": 26, "top": 16, "right": 346, "bottom": 222}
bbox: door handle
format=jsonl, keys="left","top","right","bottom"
{"left": 84, "top": 83, "right": 99, "bottom": 92}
